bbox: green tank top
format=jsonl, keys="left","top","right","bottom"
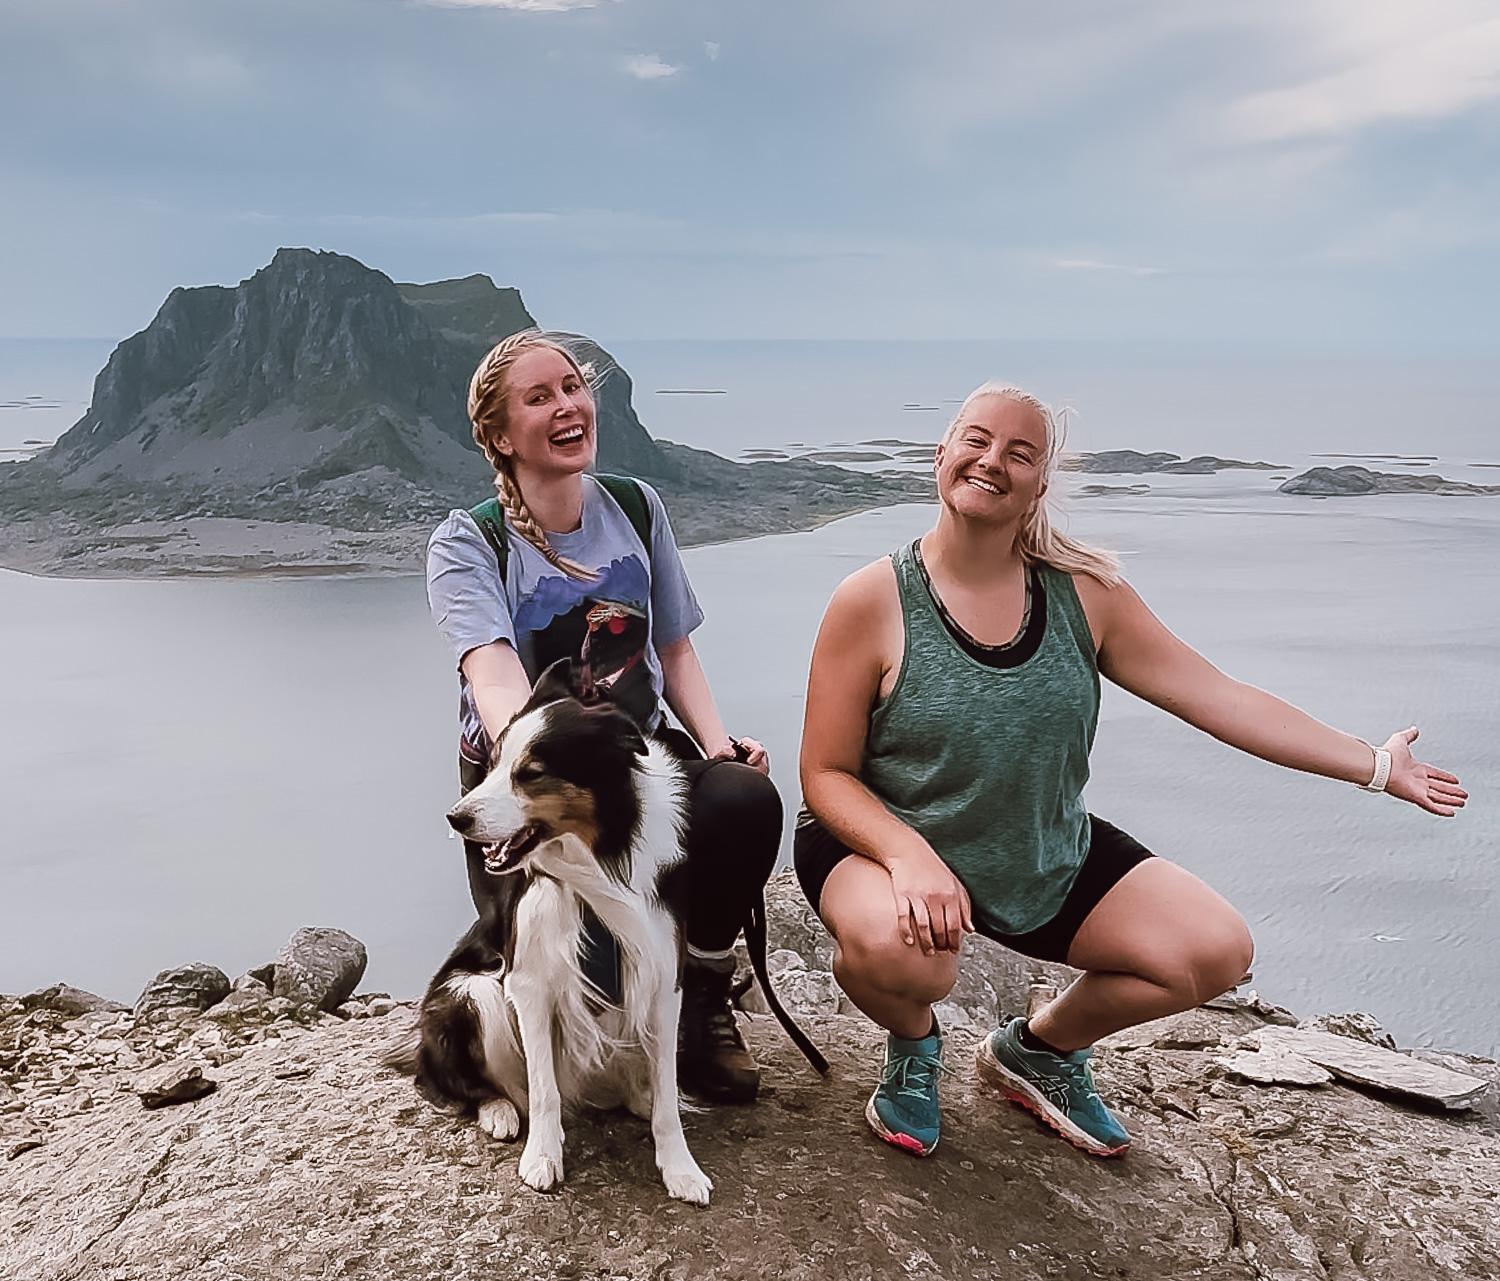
{"left": 862, "top": 541, "right": 1100, "bottom": 935}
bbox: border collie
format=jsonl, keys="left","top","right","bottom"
{"left": 405, "top": 660, "right": 826, "bottom": 1205}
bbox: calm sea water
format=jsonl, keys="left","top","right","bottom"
{"left": 1, "top": 339, "right": 1496, "bottom": 1055}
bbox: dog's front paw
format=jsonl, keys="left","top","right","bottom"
{"left": 517, "top": 1141, "right": 565, "bottom": 1192}
{"left": 477, "top": 1098, "right": 520, "bottom": 1142}
{"left": 660, "top": 1159, "right": 713, "bottom": 1206}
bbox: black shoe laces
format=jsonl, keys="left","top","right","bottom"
{"left": 684, "top": 974, "right": 745, "bottom": 1049}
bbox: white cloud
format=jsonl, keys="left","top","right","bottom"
{"left": 1052, "top": 258, "right": 1168, "bottom": 278}
{"left": 704, "top": 41, "right": 721, "bottom": 62}
{"left": 414, "top": 0, "right": 605, "bottom": 11}
{"left": 622, "top": 53, "right": 678, "bottom": 81}
{"left": 1221, "top": 5, "right": 1500, "bottom": 143}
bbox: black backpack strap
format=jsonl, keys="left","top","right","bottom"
{"left": 469, "top": 496, "right": 509, "bottom": 579}
{"left": 595, "top": 473, "right": 653, "bottom": 554}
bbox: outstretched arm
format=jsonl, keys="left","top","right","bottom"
{"left": 1084, "top": 577, "right": 1468, "bottom": 817}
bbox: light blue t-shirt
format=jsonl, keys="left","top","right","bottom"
{"left": 426, "top": 476, "right": 704, "bottom": 757}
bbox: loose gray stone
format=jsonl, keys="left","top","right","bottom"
{"left": 231, "top": 974, "right": 271, "bottom": 994}
{"left": 246, "top": 963, "right": 277, "bottom": 989}
{"left": 135, "top": 964, "right": 231, "bottom": 1017}
{"left": 203, "top": 988, "right": 277, "bottom": 1022}
{"left": 1253, "top": 1027, "right": 1490, "bottom": 1109}
{"left": 273, "top": 928, "right": 367, "bottom": 1012}
{"left": 21, "top": 984, "right": 127, "bottom": 1017}
{"left": 766, "top": 949, "right": 806, "bottom": 977}
{"left": 1299, "top": 1011, "right": 1397, "bottom": 1050}
{"left": 135, "top": 1059, "right": 217, "bottom": 1109}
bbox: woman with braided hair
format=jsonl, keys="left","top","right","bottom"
{"left": 426, "top": 330, "right": 779, "bottom": 1103}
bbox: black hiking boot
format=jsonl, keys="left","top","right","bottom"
{"left": 678, "top": 954, "right": 760, "bottom": 1104}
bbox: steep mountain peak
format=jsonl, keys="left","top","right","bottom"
{"left": 20, "top": 250, "right": 665, "bottom": 523}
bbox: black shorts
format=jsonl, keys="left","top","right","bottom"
{"left": 792, "top": 812, "right": 1154, "bottom": 964}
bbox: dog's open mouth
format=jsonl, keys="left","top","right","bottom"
{"left": 482, "top": 824, "right": 544, "bottom": 875}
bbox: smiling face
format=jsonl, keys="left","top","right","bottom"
{"left": 493, "top": 346, "right": 598, "bottom": 478}
{"left": 933, "top": 392, "right": 1050, "bottom": 527}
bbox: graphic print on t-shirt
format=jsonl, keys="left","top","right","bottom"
{"left": 513, "top": 554, "right": 654, "bottom": 725}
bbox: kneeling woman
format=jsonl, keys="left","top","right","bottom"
{"left": 427, "top": 330, "right": 779, "bottom": 1103}
{"left": 797, "top": 381, "right": 1466, "bottom": 1157}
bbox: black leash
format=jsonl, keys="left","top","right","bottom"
{"left": 742, "top": 895, "right": 829, "bottom": 1076}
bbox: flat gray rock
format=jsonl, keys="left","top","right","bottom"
{"left": 273, "top": 927, "right": 367, "bottom": 1012}
{"left": 135, "top": 1060, "right": 217, "bottom": 1109}
{"left": 1099, "top": 1006, "right": 1263, "bottom": 1051}
{"left": 1253, "top": 1027, "right": 1490, "bottom": 1109}
{"left": 134, "top": 964, "right": 231, "bottom": 1017}
{"left": 1219, "top": 1045, "right": 1334, "bottom": 1087}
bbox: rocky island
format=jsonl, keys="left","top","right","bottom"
{"left": 0, "top": 250, "right": 933, "bottom": 578}
{"left": 1279, "top": 465, "right": 1500, "bottom": 497}
{"left": 3, "top": 873, "right": 1496, "bottom": 1280}
{"left": 1061, "top": 450, "right": 1284, "bottom": 475}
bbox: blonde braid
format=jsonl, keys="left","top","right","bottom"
{"left": 467, "top": 331, "right": 599, "bottom": 581}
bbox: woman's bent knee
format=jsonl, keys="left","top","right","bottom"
{"left": 1164, "top": 918, "right": 1254, "bottom": 1005}
{"left": 834, "top": 930, "right": 959, "bottom": 1006}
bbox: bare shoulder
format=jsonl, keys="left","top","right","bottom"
{"left": 827, "top": 555, "right": 899, "bottom": 620}
{"left": 817, "top": 554, "right": 903, "bottom": 681}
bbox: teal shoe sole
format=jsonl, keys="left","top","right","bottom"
{"left": 976, "top": 1038, "right": 1130, "bottom": 1158}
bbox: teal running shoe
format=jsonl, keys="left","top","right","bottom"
{"left": 866, "top": 1027, "right": 944, "bottom": 1157}
{"left": 977, "top": 1017, "right": 1130, "bottom": 1157}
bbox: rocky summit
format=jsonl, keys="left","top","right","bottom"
{"left": 2, "top": 875, "right": 1496, "bottom": 1280}
{"left": 0, "top": 249, "right": 933, "bottom": 576}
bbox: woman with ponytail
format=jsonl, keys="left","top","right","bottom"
{"left": 426, "top": 330, "right": 779, "bottom": 1104}
{"left": 797, "top": 381, "right": 1466, "bottom": 1159}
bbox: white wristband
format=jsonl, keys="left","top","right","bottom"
{"left": 1362, "top": 747, "right": 1392, "bottom": 793}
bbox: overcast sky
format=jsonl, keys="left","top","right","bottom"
{"left": 3, "top": 0, "right": 1498, "bottom": 345}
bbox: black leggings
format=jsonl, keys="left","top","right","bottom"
{"left": 459, "top": 726, "right": 781, "bottom": 952}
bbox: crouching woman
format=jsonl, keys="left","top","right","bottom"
{"left": 796, "top": 381, "right": 1466, "bottom": 1157}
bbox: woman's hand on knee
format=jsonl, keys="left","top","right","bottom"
{"left": 889, "top": 848, "right": 974, "bottom": 956}
{"left": 710, "top": 735, "right": 770, "bottom": 775}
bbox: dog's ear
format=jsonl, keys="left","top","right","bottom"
{"left": 522, "top": 658, "right": 580, "bottom": 715}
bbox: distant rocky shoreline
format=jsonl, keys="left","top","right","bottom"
{"left": 1278, "top": 464, "right": 1500, "bottom": 497}
{"left": 2, "top": 873, "right": 1496, "bottom": 1279}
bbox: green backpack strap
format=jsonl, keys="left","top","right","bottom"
{"left": 595, "top": 473, "right": 654, "bottom": 552}
{"left": 468, "top": 496, "right": 510, "bottom": 578}
{"left": 468, "top": 476, "right": 652, "bottom": 579}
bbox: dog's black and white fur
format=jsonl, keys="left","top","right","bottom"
{"left": 415, "top": 660, "right": 712, "bottom": 1204}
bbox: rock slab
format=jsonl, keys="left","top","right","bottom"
{"left": 21, "top": 984, "right": 127, "bottom": 1017}
{"left": 135, "top": 1060, "right": 217, "bottom": 1109}
{"left": 1219, "top": 1045, "right": 1334, "bottom": 1087}
{"left": 1253, "top": 1027, "right": 1490, "bottom": 1109}
{"left": 273, "top": 927, "right": 368, "bottom": 1011}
